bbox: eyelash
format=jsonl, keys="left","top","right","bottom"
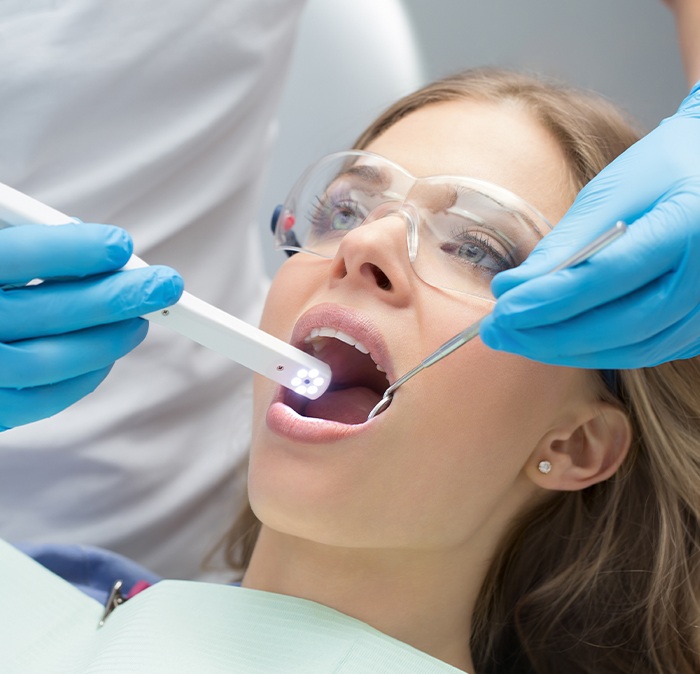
{"left": 305, "top": 196, "right": 517, "bottom": 277}
{"left": 308, "top": 194, "right": 363, "bottom": 233}
{"left": 447, "top": 226, "right": 513, "bottom": 272}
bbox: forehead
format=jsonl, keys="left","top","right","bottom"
{"left": 363, "top": 99, "right": 575, "bottom": 225}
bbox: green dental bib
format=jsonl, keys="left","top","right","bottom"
{"left": 1, "top": 540, "right": 464, "bottom": 673}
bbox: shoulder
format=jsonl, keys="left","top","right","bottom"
{"left": 14, "top": 541, "right": 161, "bottom": 604}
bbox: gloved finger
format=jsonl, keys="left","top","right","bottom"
{"left": 480, "top": 273, "right": 700, "bottom": 368}
{"left": 491, "top": 107, "right": 697, "bottom": 300}
{"left": 492, "top": 168, "right": 663, "bottom": 299}
{"left": 0, "top": 223, "right": 133, "bottom": 285}
{"left": 481, "top": 319, "right": 698, "bottom": 370}
{"left": 0, "top": 319, "right": 148, "bottom": 388}
{"left": 479, "top": 311, "right": 628, "bottom": 368}
{"left": 0, "top": 366, "right": 113, "bottom": 431}
{"left": 669, "top": 79, "right": 700, "bottom": 119}
{"left": 480, "top": 319, "right": 640, "bottom": 369}
{"left": 488, "top": 198, "right": 696, "bottom": 331}
{"left": 0, "top": 266, "right": 183, "bottom": 342}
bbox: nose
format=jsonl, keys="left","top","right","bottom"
{"left": 327, "top": 205, "right": 416, "bottom": 305}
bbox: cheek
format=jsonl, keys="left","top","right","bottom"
{"left": 258, "top": 263, "right": 300, "bottom": 339}
{"left": 374, "top": 293, "right": 567, "bottom": 491}
{"left": 252, "top": 260, "right": 316, "bottom": 426}
{"left": 378, "top": 346, "right": 571, "bottom": 546}
{"left": 258, "top": 255, "right": 330, "bottom": 337}
{"left": 393, "top": 336, "right": 571, "bottom": 479}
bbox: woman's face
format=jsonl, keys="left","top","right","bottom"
{"left": 249, "top": 100, "right": 594, "bottom": 554}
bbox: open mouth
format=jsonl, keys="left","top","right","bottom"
{"left": 284, "top": 327, "right": 391, "bottom": 425}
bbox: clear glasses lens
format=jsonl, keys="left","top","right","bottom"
{"left": 274, "top": 151, "right": 551, "bottom": 300}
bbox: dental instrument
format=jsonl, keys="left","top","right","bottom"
{"left": 0, "top": 183, "right": 331, "bottom": 400}
{"left": 367, "top": 221, "right": 628, "bottom": 420}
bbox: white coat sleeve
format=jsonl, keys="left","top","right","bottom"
{"left": 0, "top": 0, "right": 305, "bottom": 580}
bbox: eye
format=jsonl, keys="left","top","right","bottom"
{"left": 328, "top": 200, "right": 364, "bottom": 231}
{"left": 309, "top": 193, "right": 367, "bottom": 235}
{"left": 440, "top": 229, "right": 513, "bottom": 274}
{"left": 456, "top": 241, "right": 487, "bottom": 264}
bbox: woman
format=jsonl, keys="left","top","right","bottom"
{"left": 229, "top": 69, "right": 700, "bottom": 673}
{"left": 10, "top": 69, "right": 700, "bottom": 673}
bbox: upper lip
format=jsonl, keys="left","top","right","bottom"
{"left": 290, "top": 303, "right": 395, "bottom": 382}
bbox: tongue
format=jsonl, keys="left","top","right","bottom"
{"left": 303, "top": 386, "right": 380, "bottom": 425}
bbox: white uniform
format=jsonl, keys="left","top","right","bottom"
{"left": 0, "top": 0, "right": 305, "bottom": 579}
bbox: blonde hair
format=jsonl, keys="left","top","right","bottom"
{"left": 472, "top": 363, "right": 700, "bottom": 674}
{"left": 220, "top": 69, "right": 700, "bottom": 673}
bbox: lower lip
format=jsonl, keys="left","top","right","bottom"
{"left": 266, "top": 391, "right": 376, "bottom": 444}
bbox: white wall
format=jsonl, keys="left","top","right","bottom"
{"left": 402, "top": 0, "right": 686, "bottom": 128}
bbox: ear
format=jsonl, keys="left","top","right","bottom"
{"left": 526, "top": 402, "right": 632, "bottom": 492}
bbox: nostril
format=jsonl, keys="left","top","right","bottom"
{"left": 369, "top": 264, "right": 392, "bottom": 291}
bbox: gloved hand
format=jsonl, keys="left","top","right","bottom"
{"left": 479, "top": 81, "right": 700, "bottom": 369}
{"left": 0, "top": 222, "right": 183, "bottom": 431}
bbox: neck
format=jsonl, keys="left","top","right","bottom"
{"left": 242, "top": 526, "right": 481, "bottom": 672}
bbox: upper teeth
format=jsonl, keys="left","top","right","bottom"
{"left": 304, "top": 327, "right": 386, "bottom": 373}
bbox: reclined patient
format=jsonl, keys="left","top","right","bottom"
{"left": 7, "top": 68, "right": 700, "bottom": 674}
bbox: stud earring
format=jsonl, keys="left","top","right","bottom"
{"left": 538, "top": 460, "right": 552, "bottom": 474}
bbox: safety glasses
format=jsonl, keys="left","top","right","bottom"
{"left": 271, "top": 150, "right": 552, "bottom": 301}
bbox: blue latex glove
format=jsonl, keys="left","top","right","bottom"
{"left": 0, "top": 222, "right": 183, "bottom": 431}
{"left": 480, "top": 81, "right": 700, "bottom": 369}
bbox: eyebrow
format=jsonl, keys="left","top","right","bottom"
{"left": 444, "top": 185, "right": 543, "bottom": 238}
{"left": 334, "top": 166, "right": 546, "bottom": 238}
{"left": 335, "top": 164, "right": 392, "bottom": 190}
